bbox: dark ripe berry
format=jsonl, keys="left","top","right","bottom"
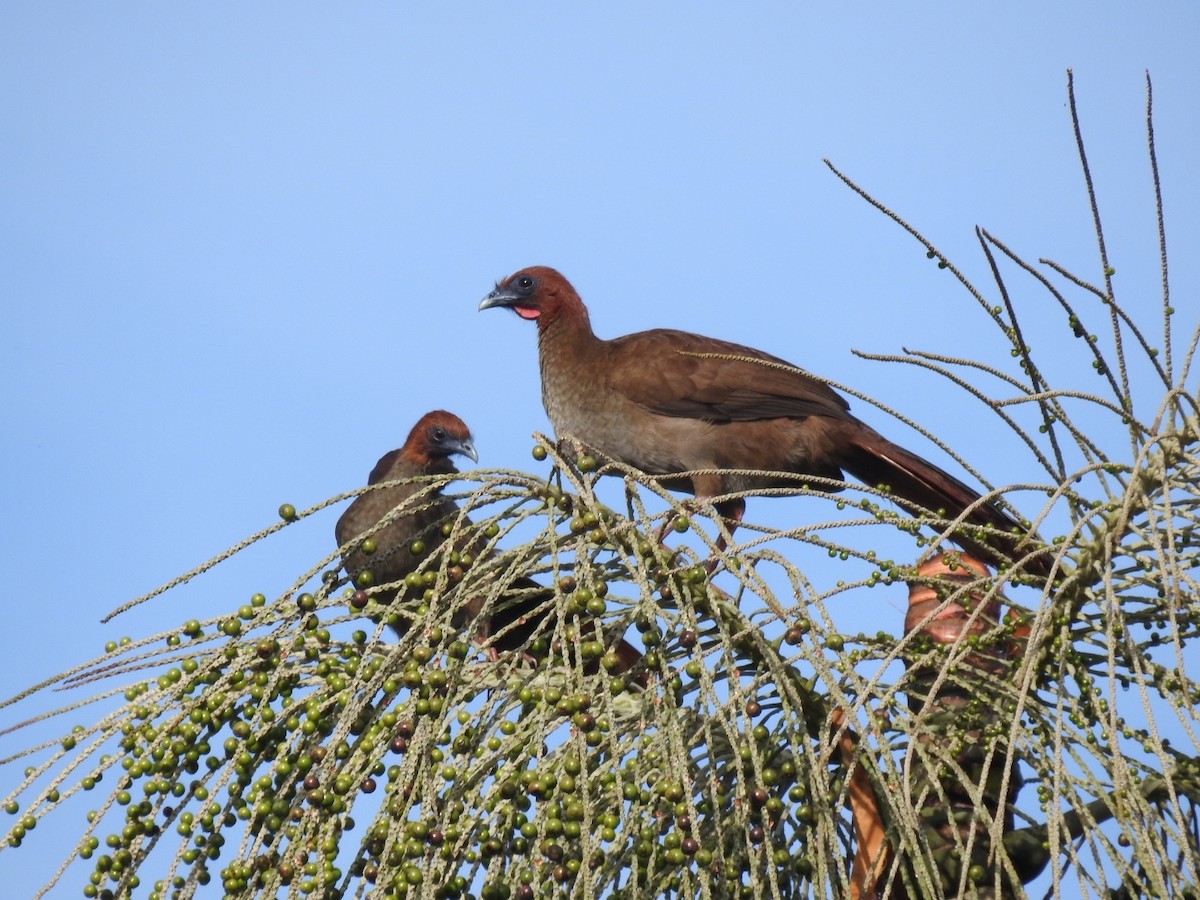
{"left": 303, "top": 774, "right": 320, "bottom": 791}
{"left": 784, "top": 626, "right": 803, "bottom": 645}
{"left": 745, "top": 700, "right": 762, "bottom": 717}
{"left": 389, "top": 736, "right": 408, "bottom": 754}
{"left": 748, "top": 825, "right": 765, "bottom": 844}
{"left": 676, "top": 815, "right": 692, "bottom": 830}
{"left": 360, "top": 778, "right": 376, "bottom": 794}
{"left": 749, "top": 787, "right": 769, "bottom": 808}
{"left": 544, "top": 843, "right": 564, "bottom": 862}
{"left": 558, "top": 576, "right": 577, "bottom": 594}
{"left": 396, "top": 720, "right": 415, "bottom": 739}
{"left": 681, "top": 838, "right": 699, "bottom": 855}
{"left": 517, "top": 885, "right": 535, "bottom": 899}
{"left": 427, "top": 829, "right": 443, "bottom": 846}
{"left": 679, "top": 629, "right": 697, "bottom": 648}
{"left": 351, "top": 591, "right": 369, "bottom": 610}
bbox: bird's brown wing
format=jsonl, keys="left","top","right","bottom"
{"left": 604, "top": 329, "right": 855, "bottom": 423}
{"left": 335, "top": 453, "right": 460, "bottom": 593}
{"left": 366, "top": 448, "right": 405, "bottom": 485}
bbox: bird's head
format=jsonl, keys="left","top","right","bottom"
{"left": 479, "top": 266, "right": 588, "bottom": 328}
{"left": 395, "top": 410, "right": 478, "bottom": 471}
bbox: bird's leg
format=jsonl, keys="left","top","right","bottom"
{"left": 712, "top": 497, "right": 745, "bottom": 549}
{"left": 704, "top": 497, "right": 745, "bottom": 576}
{"left": 473, "top": 630, "right": 503, "bottom": 663}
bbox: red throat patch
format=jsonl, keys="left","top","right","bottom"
{"left": 515, "top": 307, "right": 541, "bottom": 320}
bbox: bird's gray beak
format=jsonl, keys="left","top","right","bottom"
{"left": 455, "top": 438, "right": 479, "bottom": 464}
{"left": 479, "top": 287, "right": 518, "bottom": 311}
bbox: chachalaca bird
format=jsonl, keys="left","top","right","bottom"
{"left": 479, "top": 266, "right": 1046, "bottom": 577}
{"left": 337, "top": 410, "right": 644, "bottom": 666}
{"left": 336, "top": 410, "right": 477, "bottom": 624}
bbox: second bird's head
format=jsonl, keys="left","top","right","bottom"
{"left": 398, "top": 410, "right": 478, "bottom": 470}
{"left": 479, "top": 266, "right": 587, "bottom": 327}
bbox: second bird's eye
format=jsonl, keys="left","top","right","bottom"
{"left": 516, "top": 275, "right": 535, "bottom": 292}
{"left": 431, "top": 427, "right": 446, "bottom": 442}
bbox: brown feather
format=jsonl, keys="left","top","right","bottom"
{"left": 605, "top": 329, "right": 853, "bottom": 423}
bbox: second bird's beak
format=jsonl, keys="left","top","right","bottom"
{"left": 479, "top": 287, "right": 518, "bottom": 311}
{"left": 455, "top": 438, "right": 479, "bottom": 465}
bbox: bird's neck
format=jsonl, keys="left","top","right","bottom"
{"left": 535, "top": 310, "right": 602, "bottom": 433}
{"left": 536, "top": 308, "right": 598, "bottom": 366}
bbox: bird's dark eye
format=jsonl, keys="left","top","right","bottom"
{"left": 431, "top": 427, "right": 446, "bottom": 443}
{"left": 516, "top": 275, "right": 535, "bottom": 293}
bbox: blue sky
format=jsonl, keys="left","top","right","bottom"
{"left": 2, "top": 4, "right": 1198, "bottom": 896}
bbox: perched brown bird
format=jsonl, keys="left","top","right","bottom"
{"left": 480, "top": 266, "right": 1045, "bottom": 575}
{"left": 337, "top": 410, "right": 643, "bottom": 668}
{"left": 335, "top": 410, "right": 482, "bottom": 636}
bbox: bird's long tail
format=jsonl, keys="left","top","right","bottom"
{"left": 842, "top": 432, "right": 1050, "bottom": 578}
